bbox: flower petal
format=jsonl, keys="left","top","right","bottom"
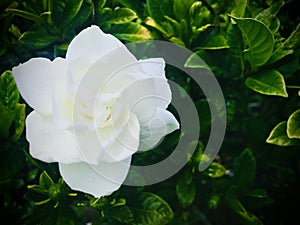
{"left": 59, "top": 157, "right": 131, "bottom": 197}
{"left": 26, "top": 110, "right": 82, "bottom": 163}
{"left": 120, "top": 77, "right": 172, "bottom": 123}
{"left": 12, "top": 57, "right": 66, "bottom": 115}
{"left": 100, "top": 113, "right": 140, "bottom": 162}
{"left": 66, "top": 25, "right": 123, "bottom": 63}
{"left": 138, "top": 58, "right": 166, "bottom": 78}
{"left": 139, "top": 108, "right": 179, "bottom": 151}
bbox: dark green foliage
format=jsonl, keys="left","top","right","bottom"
{"left": 0, "top": 0, "right": 299, "bottom": 225}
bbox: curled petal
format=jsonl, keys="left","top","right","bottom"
{"left": 26, "top": 111, "right": 82, "bottom": 163}
{"left": 139, "top": 108, "right": 179, "bottom": 151}
{"left": 59, "top": 157, "right": 131, "bottom": 197}
{"left": 12, "top": 57, "right": 66, "bottom": 115}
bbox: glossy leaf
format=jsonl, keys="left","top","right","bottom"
{"left": 109, "top": 22, "right": 153, "bottom": 41}
{"left": 231, "top": 17, "right": 274, "bottom": 67}
{"left": 100, "top": 7, "right": 137, "bottom": 25}
{"left": 266, "top": 121, "right": 300, "bottom": 146}
{"left": 233, "top": 148, "right": 256, "bottom": 188}
{"left": 19, "top": 31, "right": 58, "bottom": 49}
{"left": 287, "top": 109, "right": 300, "bottom": 139}
{"left": 12, "top": 103, "right": 25, "bottom": 141}
{"left": 245, "top": 70, "right": 288, "bottom": 97}
{"left": 0, "top": 102, "right": 15, "bottom": 138}
{"left": 130, "top": 192, "right": 174, "bottom": 225}
{"left": 0, "top": 70, "right": 19, "bottom": 109}
{"left": 206, "top": 162, "right": 226, "bottom": 178}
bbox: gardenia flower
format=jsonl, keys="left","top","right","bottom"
{"left": 12, "top": 25, "right": 179, "bottom": 197}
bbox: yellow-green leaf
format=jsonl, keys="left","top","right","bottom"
{"left": 266, "top": 121, "right": 300, "bottom": 146}
{"left": 245, "top": 70, "right": 288, "bottom": 97}
{"left": 287, "top": 109, "right": 300, "bottom": 139}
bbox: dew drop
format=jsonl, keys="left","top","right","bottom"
{"left": 89, "top": 177, "right": 95, "bottom": 182}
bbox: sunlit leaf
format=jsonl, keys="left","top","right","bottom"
{"left": 266, "top": 121, "right": 300, "bottom": 146}
{"left": 287, "top": 109, "right": 300, "bottom": 139}
{"left": 109, "top": 22, "right": 153, "bottom": 41}
{"left": 100, "top": 7, "right": 137, "bottom": 25}
{"left": 245, "top": 70, "right": 288, "bottom": 97}
{"left": 231, "top": 17, "right": 274, "bottom": 67}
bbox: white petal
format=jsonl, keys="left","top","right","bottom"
{"left": 139, "top": 108, "right": 179, "bottom": 151}
{"left": 59, "top": 157, "right": 131, "bottom": 197}
{"left": 120, "top": 77, "right": 172, "bottom": 123}
{"left": 12, "top": 57, "right": 66, "bottom": 115}
{"left": 66, "top": 25, "right": 123, "bottom": 63}
{"left": 26, "top": 110, "right": 82, "bottom": 163}
{"left": 138, "top": 58, "right": 166, "bottom": 77}
{"left": 100, "top": 113, "right": 140, "bottom": 162}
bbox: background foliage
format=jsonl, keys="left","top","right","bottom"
{"left": 0, "top": 0, "right": 299, "bottom": 224}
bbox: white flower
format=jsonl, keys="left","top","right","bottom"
{"left": 12, "top": 25, "right": 179, "bottom": 197}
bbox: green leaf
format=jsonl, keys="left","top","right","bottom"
{"left": 5, "top": 8, "right": 44, "bottom": 23}
{"left": 198, "top": 34, "right": 230, "bottom": 50}
{"left": 287, "top": 109, "right": 300, "bottom": 139}
{"left": 146, "top": 0, "right": 169, "bottom": 23}
{"left": 0, "top": 70, "right": 19, "bottom": 109}
{"left": 173, "top": 0, "right": 195, "bottom": 21}
{"left": 39, "top": 171, "right": 54, "bottom": 189}
{"left": 255, "top": 1, "right": 284, "bottom": 28}
{"left": 105, "top": 206, "right": 134, "bottom": 224}
{"left": 100, "top": 7, "right": 137, "bottom": 25}
{"left": 245, "top": 70, "right": 288, "bottom": 97}
{"left": 12, "top": 103, "right": 25, "bottom": 141}
{"left": 59, "top": 0, "right": 84, "bottom": 29}
{"left": 266, "top": 121, "right": 300, "bottom": 146}
{"left": 130, "top": 192, "right": 174, "bottom": 225}
{"left": 19, "top": 31, "right": 58, "bottom": 49}
{"left": 268, "top": 23, "right": 300, "bottom": 64}
{"left": 0, "top": 102, "right": 15, "bottom": 138}
{"left": 231, "top": 17, "right": 274, "bottom": 67}
{"left": 109, "top": 22, "right": 153, "bottom": 41}
{"left": 233, "top": 148, "right": 256, "bottom": 188}
{"left": 176, "top": 170, "right": 196, "bottom": 207}
{"left": 206, "top": 162, "right": 226, "bottom": 178}
{"left": 231, "top": 0, "right": 247, "bottom": 18}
